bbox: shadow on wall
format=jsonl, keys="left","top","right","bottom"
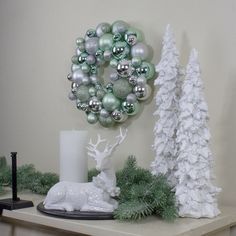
{"left": 219, "top": 73, "right": 236, "bottom": 205}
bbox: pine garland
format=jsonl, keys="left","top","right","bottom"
{"left": 0, "top": 156, "right": 59, "bottom": 195}
{"left": 0, "top": 156, "right": 177, "bottom": 221}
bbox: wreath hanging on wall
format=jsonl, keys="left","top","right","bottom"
{"left": 67, "top": 21, "right": 155, "bottom": 127}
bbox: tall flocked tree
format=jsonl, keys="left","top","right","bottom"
{"left": 175, "top": 49, "right": 221, "bottom": 218}
{"left": 150, "top": 25, "right": 181, "bottom": 186}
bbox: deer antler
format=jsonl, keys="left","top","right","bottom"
{"left": 104, "top": 128, "right": 128, "bottom": 156}
{"left": 87, "top": 128, "right": 128, "bottom": 160}
{"left": 87, "top": 134, "right": 106, "bottom": 159}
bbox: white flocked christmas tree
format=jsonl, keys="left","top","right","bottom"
{"left": 150, "top": 25, "right": 181, "bottom": 186}
{"left": 174, "top": 48, "right": 221, "bottom": 218}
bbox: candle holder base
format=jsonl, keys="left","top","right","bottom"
{"left": 0, "top": 198, "right": 34, "bottom": 214}
{"left": 37, "top": 202, "right": 114, "bottom": 220}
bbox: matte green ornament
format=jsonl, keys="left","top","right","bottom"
{"left": 99, "top": 115, "right": 115, "bottom": 127}
{"left": 99, "top": 33, "right": 114, "bottom": 51}
{"left": 76, "top": 37, "right": 85, "bottom": 46}
{"left": 96, "top": 89, "right": 106, "bottom": 100}
{"left": 81, "top": 63, "right": 90, "bottom": 73}
{"left": 89, "top": 87, "right": 96, "bottom": 96}
{"left": 102, "top": 93, "right": 120, "bottom": 112}
{"left": 110, "top": 59, "right": 118, "bottom": 68}
{"left": 113, "top": 79, "right": 133, "bottom": 99}
{"left": 87, "top": 112, "right": 98, "bottom": 124}
{"left": 76, "top": 85, "right": 90, "bottom": 102}
{"left": 71, "top": 55, "right": 79, "bottom": 64}
{"left": 131, "top": 57, "right": 142, "bottom": 68}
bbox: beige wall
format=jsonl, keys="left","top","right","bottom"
{"left": 0, "top": 0, "right": 235, "bottom": 206}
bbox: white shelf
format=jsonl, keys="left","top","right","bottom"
{"left": 1, "top": 192, "right": 236, "bottom": 236}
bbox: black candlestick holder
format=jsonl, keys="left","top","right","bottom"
{"left": 0, "top": 152, "right": 34, "bottom": 214}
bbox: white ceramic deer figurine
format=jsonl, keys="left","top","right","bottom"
{"left": 43, "top": 128, "right": 128, "bottom": 212}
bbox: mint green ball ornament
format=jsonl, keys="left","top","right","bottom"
{"left": 113, "top": 79, "right": 133, "bottom": 99}
{"left": 122, "top": 101, "right": 140, "bottom": 116}
{"left": 99, "top": 115, "right": 115, "bottom": 127}
{"left": 125, "top": 27, "right": 143, "bottom": 46}
{"left": 99, "top": 33, "right": 114, "bottom": 51}
{"left": 87, "top": 113, "right": 98, "bottom": 124}
{"left": 102, "top": 93, "right": 120, "bottom": 112}
{"left": 138, "top": 62, "right": 155, "bottom": 80}
{"left": 76, "top": 85, "right": 90, "bottom": 102}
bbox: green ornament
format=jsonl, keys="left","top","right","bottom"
{"left": 99, "top": 115, "right": 115, "bottom": 127}
{"left": 76, "top": 85, "right": 90, "bottom": 102}
{"left": 78, "top": 53, "right": 88, "bottom": 64}
{"left": 110, "top": 59, "right": 118, "bottom": 68}
{"left": 125, "top": 27, "right": 143, "bottom": 46}
{"left": 102, "top": 93, "right": 120, "bottom": 112}
{"left": 99, "top": 33, "right": 114, "bottom": 51}
{"left": 139, "top": 62, "right": 155, "bottom": 80}
{"left": 81, "top": 63, "right": 90, "bottom": 73}
{"left": 113, "top": 79, "right": 133, "bottom": 99}
{"left": 113, "top": 33, "right": 122, "bottom": 42}
{"left": 96, "top": 89, "right": 106, "bottom": 100}
{"left": 89, "top": 87, "right": 96, "bottom": 96}
{"left": 87, "top": 113, "right": 98, "bottom": 124}
{"left": 86, "top": 29, "right": 96, "bottom": 38}
{"left": 71, "top": 55, "right": 79, "bottom": 65}
{"left": 131, "top": 57, "right": 142, "bottom": 67}
{"left": 76, "top": 37, "right": 85, "bottom": 46}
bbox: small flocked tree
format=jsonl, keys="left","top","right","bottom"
{"left": 150, "top": 25, "right": 181, "bottom": 186}
{"left": 175, "top": 49, "right": 221, "bottom": 218}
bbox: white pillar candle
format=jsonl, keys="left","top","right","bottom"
{"left": 60, "top": 130, "right": 88, "bottom": 183}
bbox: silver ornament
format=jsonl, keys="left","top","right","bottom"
{"left": 71, "top": 64, "right": 80, "bottom": 72}
{"left": 88, "top": 97, "right": 102, "bottom": 113}
{"left": 111, "top": 109, "right": 127, "bottom": 122}
{"left": 134, "top": 85, "right": 146, "bottom": 99}
{"left": 138, "top": 84, "right": 152, "bottom": 101}
{"left": 85, "top": 37, "right": 99, "bottom": 55}
{"left": 86, "top": 55, "right": 96, "bottom": 65}
{"left": 90, "top": 75, "right": 99, "bottom": 84}
{"left": 126, "top": 93, "right": 137, "bottom": 103}
{"left": 136, "top": 76, "right": 147, "bottom": 86}
{"left": 72, "top": 69, "right": 87, "bottom": 84}
{"left": 77, "top": 102, "right": 89, "bottom": 112}
{"left": 68, "top": 92, "right": 76, "bottom": 100}
{"left": 100, "top": 109, "right": 109, "bottom": 118}
{"left": 71, "top": 82, "right": 79, "bottom": 94}
{"left": 117, "top": 59, "right": 133, "bottom": 78}
{"left": 131, "top": 42, "right": 150, "bottom": 60}
{"left": 103, "top": 50, "right": 112, "bottom": 61}
{"left": 67, "top": 73, "right": 72, "bottom": 81}
{"left": 82, "top": 76, "right": 90, "bottom": 85}
{"left": 128, "top": 75, "right": 138, "bottom": 86}
{"left": 109, "top": 71, "right": 119, "bottom": 82}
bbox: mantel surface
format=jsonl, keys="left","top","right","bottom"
{"left": 1, "top": 192, "right": 236, "bottom": 236}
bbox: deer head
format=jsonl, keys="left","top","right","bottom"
{"left": 87, "top": 128, "right": 128, "bottom": 171}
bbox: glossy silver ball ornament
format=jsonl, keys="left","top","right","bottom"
{"left": 133, "top": 85, "right": 146, "bottom": 99}
{"left": 86, "top": 55, "right": 96, "bottom": 65}
{"left": 87, "top": 112, "right": 98, "bottom": 124}
{"left": 117, "top": 59, "right": 133, "bottom": 78}
{"left": 112, "top": 20, "right": 129, "bottom": 35}
{"left": 131, "top": 42, "right": 150, "bottom": 60}
{"left": 126, "top": 93, "right": 137, "bottom": 103}
{"left": 67, "top": 73, "right": 72, "bottom": 81}
{"left": 78, "top": 53, "right": 88, "bottom": 64}
{"left": 71, "top": 82, "right": 79, "bottom": 94}
{"left": 77, "top": 102, "right": 89, "bottom": 112}
{"left": 76, "top": 85, "right": 90, "bottom": 102}
{"left": 99, "top": 33, "right": 114, "bottom": 51}
{"left": 85, "top": 37, "right": 99, "bottom": 55}
{"left": 102, "top": 93, "right": 120, "bottom": 112}
{"left": 125, "top": 27, "right": 142, "bottom": 46}
{"left": 111, "top": 109, "right": 128, "bottom": 122}
{"left": 128, "top": 75, "right": 138, "bottom": 86}
{"left": 138, "top": 84, "right": 152, "bottom": 101}
{"left": 88, "top": 97, "right": 102, "bottom": 113}
{"left": 113, "top": 79, "right": 133, "bottom": 99}
{"left": 106, "top": 82, "right": 113, "bottom": 92}
{"left": 121, "top": 101, "right": 140, "bottom": 116}
{"left": 96, "top": 22, "right": 111, "bottom": 37}
{"left": 100, "top": 108, "right": 109, "bottom": 118}
{"left": 112, "top": 41, "right": 130, "bottom": 60}
{"left": 68, "top": 91, "right": 77, "bottom": 100}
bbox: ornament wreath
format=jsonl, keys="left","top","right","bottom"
{"left": 67, "top": 21, "right": 155, "bottom": 127}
